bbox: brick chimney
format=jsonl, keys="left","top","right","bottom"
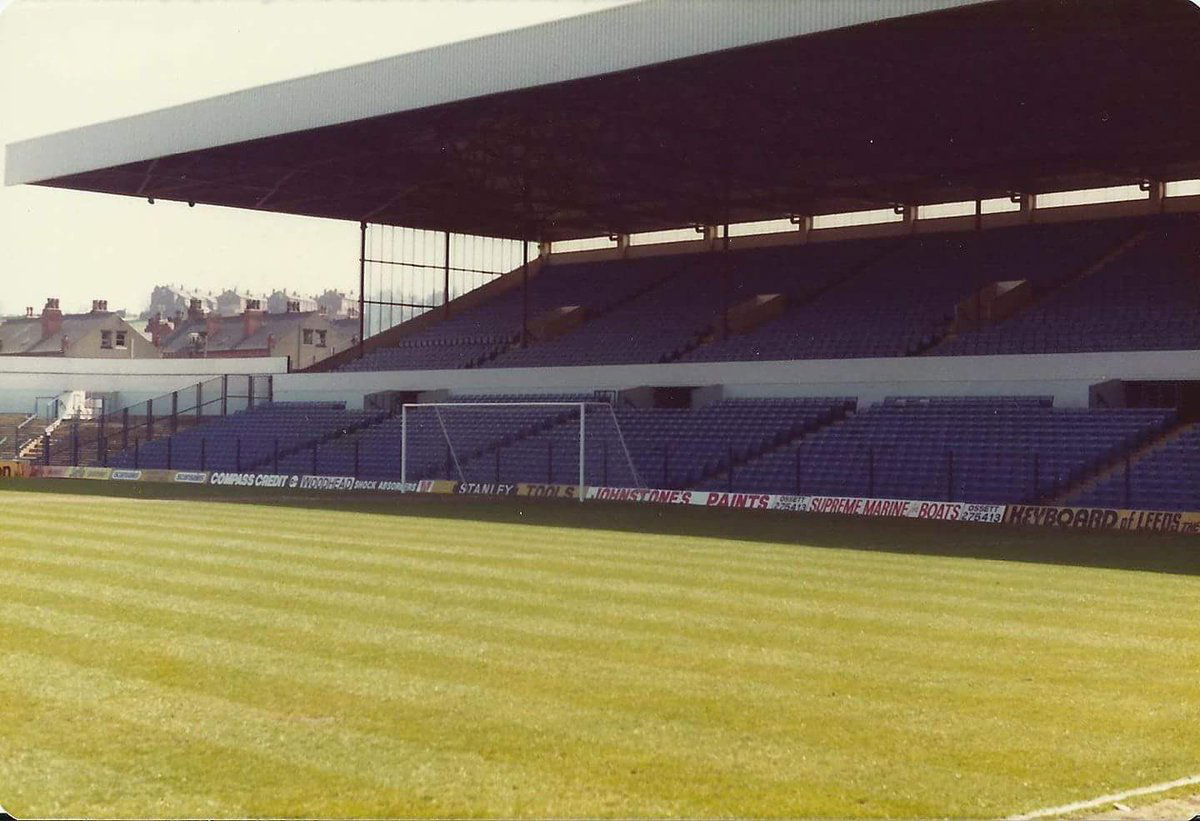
{"left": 40, "top": 298, "right": 63, "bottom": 340}
{"left": 243, "top": 299, "right": 264, "bottom": 338}
{"left": 286, "top": 299, "right": 300, "bottom": 313}
{"left": 90, "top": 299, "right": 109, "bottom": 314}
{"left": 147, "top": 313, "right": 172, "bottom": 348}
{"left": 187, "top": 297, "right": 206, "bottom": 322}
{"left": 24, "top": 306, "right": 33, "bottom": 318}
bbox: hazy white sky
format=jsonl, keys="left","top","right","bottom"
{"left": 0, "top": 0, "right": 629, "bottom": 316}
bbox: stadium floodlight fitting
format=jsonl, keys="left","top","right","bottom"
{"left": 1138, "top": 179, "right": 1155, "bottom": 192}
{"left": 1008, "top": 191, "right": 1025, "bottom": 204}
{"left": 693, "top": 224, "right": 706, "bottom": 234}
{"left": 892, "top": 203, "right": 907, "bottom": 215}
{"left": 188, "top": 201, "right": 196, "bottom": 207}
{"left": 788, "top": 214, "right": 806, "bottom": 225}
{"left": 147, "top": 197, "right": 155, "bottom": 205}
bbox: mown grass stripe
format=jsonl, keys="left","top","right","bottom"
{"left": 5, "top": 537, "right": 1199, "bottom": 698}
{"left": 0, "top": 702, "right": 248, "bottom": 818}
{"left": 1, "top": 600, "right": 980, "bottom": 815}
{"left": 2, "top": 559, "right": 1195, "bottom": 753}
{"left": 1, "top": 593, "right": 1162, "bottom": 819}
{"left": 0, "top": 650, "right": 684, "bottom": 818}
{"left": 3, "top": 528, "right": 1198, "bottom": 690}
{"left": 3, "top": 515, "right": 1195, "bottom": 639}
{"left": 9, "top": 496, "right": 1182, "bottom": 599}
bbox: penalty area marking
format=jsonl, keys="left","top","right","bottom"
{"left": 1008, "top": 773, "right": 1200, "bottom": 820}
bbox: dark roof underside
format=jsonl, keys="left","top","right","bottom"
{"left": 25, "top": 0, "right": 1200, "bottom": 241}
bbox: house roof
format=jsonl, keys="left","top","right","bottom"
{"left": 0, "top": 313, "right": 123, "bottom": 355}
{"left": 159, "top": 311, "right": 335, "bottom": 354}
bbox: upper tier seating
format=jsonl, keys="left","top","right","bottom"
{"left": 1068, "top": 422, "right": 1200, "bottom": 511}
{"left": 108, "top": 402, "right": 375, "bottom": 471}
{"left": 333, "top": 214, "right": 1199, "bottom": 372}
{"left": 485, "top": 241, "right": 892, "bottom": 367}
{"left": 934, "top": 217, "right": 1200, "bottom": 355}
{"left": 339, "top": 257, "right": 685, "bottom": 371}
{"left": 703, "top": 397, "right": 1174, "bottom": 504}
{"left": 683, "top": 218, "right": 1143, "bottom": 362}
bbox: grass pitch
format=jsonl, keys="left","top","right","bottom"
{"left": 1, "top": 481, "right": 1198, "bottom": 819}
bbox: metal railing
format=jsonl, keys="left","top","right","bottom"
{"left": 39, "top": 374, "right": 274, "bottom": 467}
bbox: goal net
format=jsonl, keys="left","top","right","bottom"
{"left": 400, "top": 401, "right": 642, "bottom": 493}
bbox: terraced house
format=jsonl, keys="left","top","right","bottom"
{"left": 0, "top": 298, "right": 157, "bottom": 359}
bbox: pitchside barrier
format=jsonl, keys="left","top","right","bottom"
{"left": 22, "top": 464, "right": 1200, "bottom": 535}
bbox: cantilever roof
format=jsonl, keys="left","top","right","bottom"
{"left": 8, "top": 0, "right": 1200, "bottom": 241}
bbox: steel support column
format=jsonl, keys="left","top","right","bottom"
{"left": 358, "top": 220, "right": 367, "bottom": 360}
{"left": 521, "top": 240, "right": 530, "bottom": 347}
{"left": 443, "top": 230, "right": 452, "bottom": 319}
{"left": 721, "top": 224, "right": 731, "bottom": 338}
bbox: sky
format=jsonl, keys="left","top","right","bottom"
{"left": 0, "top": 0, "right": 630, "bottom": 317}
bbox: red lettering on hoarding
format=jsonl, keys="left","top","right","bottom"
{"left": 705, "top": 492, "right": 770, "bottom": 509}
{"left": 917, "top": 502, "right": 960, "bottom": 521}
{"left": 810, "top": 497, "right": 864, "bottom": 515}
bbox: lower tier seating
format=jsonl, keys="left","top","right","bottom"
{"left": 700, "top": 397, "right": 1174, "bottom": 504}
{"left": 1067, "top": 423, "right": 1200, "bottom": 511}
{"left": 108, "top": 402, "right": 375, "bottom": 471}
{"left": 95, "top": 395, "right": 1196, "bottom": 510}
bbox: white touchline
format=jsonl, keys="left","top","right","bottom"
{"left": 1007, "top": 773, "right": 1200, "bottom": 820}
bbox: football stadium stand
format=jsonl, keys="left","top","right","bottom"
{"left": 8, "top": 0, "right": 1200, "bottom": 519}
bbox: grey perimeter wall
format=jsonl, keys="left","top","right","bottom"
{"left": 0, "top": 351, "right": 1196, "bottom": 415}
{"left": 1, "top": 352, "right": 1179, "bottom": 413}
{"left": 274, "top": 352, "right": 1199, "bottom": 409}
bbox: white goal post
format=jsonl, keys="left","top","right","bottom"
{"left": 399, "top": 401, "right": 642, "bottom": 497}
